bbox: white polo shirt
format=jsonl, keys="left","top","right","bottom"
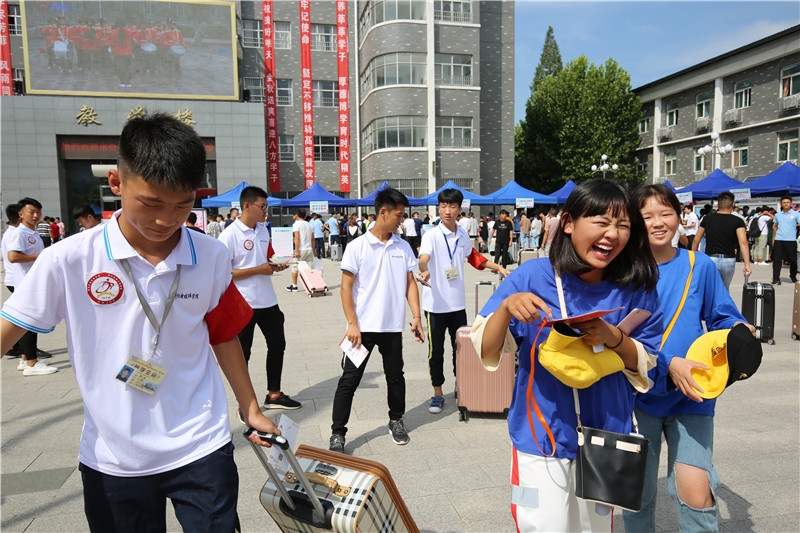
{"left": 458, "top": 217, "right": 471, "bottom": 234}
{"left": 5, "top": 223, "right": 44, "bottom": 286}
{"left": 219, "top": 218, "right": 278, "bottom": 309}
{"left": 2, "top": 225, "right": 18, "bottom": 288}
{"left": 341, "top": 231, "right": 417, "bottom": 333}
{"left": 292, "top": 219, "right": 314, "bottom": 251}
{"left": 403, "top": 218, "right": 417, "bottom": 237}
{"left": 0, "top": 211, "right": 232, "bottom": 477}
{"left": 419, "top": 224, "right": 474, "bottom": 313}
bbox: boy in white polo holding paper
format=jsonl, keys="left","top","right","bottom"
{"left": 418, "top": 188, "right": 509, "bottom": 413}
{"left": 329, "top": 187, "right": 423, "bottom": 454}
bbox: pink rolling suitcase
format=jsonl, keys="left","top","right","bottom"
{"left": 297, "top": 261, "right": 328, "bottom": 297}
{"left": 455, "top": 280, "right": 516, "bottom": 421}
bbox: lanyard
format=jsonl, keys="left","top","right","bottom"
{"left": 120, "top": 259, "right": 181, "bottom": 356}
{"left": 440, "top": 226, "right": 457, "bottom": 266}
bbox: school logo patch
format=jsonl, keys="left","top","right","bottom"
{"left": 27, "top": 235, "right": 36, "bottom": 244}
{"left": 86, "top": 273, "right": 124, "bottom": 305}
{"left": 243, "top": 239, "right": 254, "bottom": 251}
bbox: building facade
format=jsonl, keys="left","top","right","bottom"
{"left": 1, "top": 0, "right": 514, "bottom": 235}
{"left": 634, "top": 25, "right": 799, "bottom": 188}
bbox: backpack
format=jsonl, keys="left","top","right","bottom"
{"left": 747, "top": 216, "right": 761, "bottom": 240}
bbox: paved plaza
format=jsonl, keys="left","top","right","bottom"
{"left": 1, "top": 255, "right": 798, "bottom": 532}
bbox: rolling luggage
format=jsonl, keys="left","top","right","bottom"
{"left": 792, "top": 282, "right": 800, "bottom": 341}
{"left": 330, "top": 243, "right": 342, "bottom": 261}
{"left": 246, "top": 430, "right": 419, "bottom": 533}
{"left": 742, "top": 274, "right": 775, "bottom": 345}
{"left": 507, "top": 243, "right": 518, "bottom": 264}
{"left": 455, "top": 281, "right": 515, "bottom": 421}
{"left": 297, "top": 261, "right": 328, "bottom": 297}
{"left": 518, "top": 248, "right": 540, "bottom": 265}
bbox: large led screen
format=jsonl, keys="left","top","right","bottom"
{"left": 21, "top": 0, "right": 239, "bottom": 100}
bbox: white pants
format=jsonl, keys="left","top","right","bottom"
{"left": 511, "top": 447, "right": 612, "bottom": 533}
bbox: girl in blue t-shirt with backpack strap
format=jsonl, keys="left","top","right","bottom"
{"left": 624, "top": 184, "right": 755, "bottom": 532}
{"left": 474, "top": 180, "right": 664, "bottom": 532}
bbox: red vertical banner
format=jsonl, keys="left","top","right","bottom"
{"left": 0, "top": 0, "right": 13, "bottom": 96}
{"left": 336, "top": 0, "right": 350, "bottom": 192}
{"left": 299, "top": 0, "right": 315, "bottom": 190}
{"left": 262, "top": 0, "right": 280, "bottom": 192}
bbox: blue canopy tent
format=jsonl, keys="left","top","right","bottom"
{"left": 675, "top": 169, "right": 744, "bottom": 200}
{"left": 747, "top": 162, "right": 800, "bottom": 196}
{"left": 281, "top": 182, "right": 358, "bottom": 207}
{"left": 200, "top": 181, "right": 282, "bottom": 208}
{"left": 481, "top": 180, "right": 557, "bottom": 205}
{"left": 409, "top": 180, "right": 491, "bottom": 206}
{"left": 549, "top": 180, "right": 577, "bottom": 204}
{"left": 662, "top": 180, "right": 677, "bottom": 192}
{"left": 355, "top": 181, "right": 422, "bottom": 207}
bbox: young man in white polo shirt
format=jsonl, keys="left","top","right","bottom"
{"left": 5, "top": 197, "right": 57, "bottom": 375}
{"left": 418, "top": 189, "right": 509, "bottom": 413}
{"left": 0, "top": 114, "right": 278, "bottom": 532}
{"left": 287, "top": 208, "right": 315, "bottom": 292}
{"left": 2, "top": 203, "right": 23, "bottom": 359}
{"left": 219, "top": 186, "right": 301, "bottom": 414}
{"left": 329, "top": 187, "right": 423, "bottom": 453}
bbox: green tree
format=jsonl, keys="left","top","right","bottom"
{"left": 533, "top": 26, "right": 562, "bottom": 92}
{"left": 516, "top": 56, "right": 644, "bottom": 193}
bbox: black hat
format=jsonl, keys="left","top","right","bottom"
{"left": 725, "top": 323, "right": 762, "bottom": 387}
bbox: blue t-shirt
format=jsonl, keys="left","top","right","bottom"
{"left": 311, "top": 219, "right": 324, "bottom": 239}
{"left": 325, "top": 216, "right": 339, "bottom": 236}
{"left": 637, "top": 249, "right": 745, "bottom": 418}
{"left": 512, "top": 215, "right": 521, "bottom": 233}
{"left": 413, "top": 217, "right": 423, "bottom": 235}
{"left": 774, "top": 210, "right": 800, "bottom": 242}
{"left": 479, "top": 258, "right": 663, "bottom": 459}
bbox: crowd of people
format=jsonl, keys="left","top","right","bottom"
{"left": 1, "top": 113, "right": 798, "bottom": 532}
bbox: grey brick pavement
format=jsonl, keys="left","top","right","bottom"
{"left": 1, "top": 258, "right": 798, "bottom": 532}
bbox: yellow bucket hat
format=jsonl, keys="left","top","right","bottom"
{"left": 539, "top": 322, "right": 625, "bottom": 389}
{"left": 685, "top": 329, "right": 730, "bottom": 399}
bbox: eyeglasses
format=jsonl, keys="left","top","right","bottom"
{"left": 252, "top": 203, "right": 268, "bottom": 211}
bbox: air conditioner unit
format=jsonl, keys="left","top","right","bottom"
{"left": 657, "top": 127, "right": 673, "bottom": 140}
{"left": 724, "top": 109, "right": 742, "bottom": 124}
{"left": 782, "top": 94, "right": 800, "bottom": 111}
{"left": 695, "top": 117, "right": 710, "bottom": 130}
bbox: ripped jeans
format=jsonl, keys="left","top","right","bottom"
{"left": 623, "top": 408, "right": 720, "bottom": 533}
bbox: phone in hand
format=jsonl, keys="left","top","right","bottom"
{"left": 617, "top": 308, "right": 652, "bottom": 335}
{"left": 409, "top": 323, "right": 425, "bottom": 342}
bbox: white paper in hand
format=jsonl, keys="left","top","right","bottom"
{"left": 267, "top": 414, "right": 299, "bottom": 474}
{"left": 340, "top": 335, "right": 369, "bottom": 368}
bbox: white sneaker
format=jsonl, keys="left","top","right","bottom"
{"left": 17, "top": 360, "right": 26, "bottom": 371}
{"left": 23, "top": 361, "right": 58, "bottom": 376}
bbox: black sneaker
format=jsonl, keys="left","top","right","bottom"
{"left": 388, "top": 418, "right": 409, "bottom": 445}
{"left": 36, "top": 349, "right": 53, "bottom": 359}
{"left": 329, "top": 434, "right": 346, "bottom": 453}
{"left": 5, "top": 347, "right": 21, "bottom": 359}
{"left": 772, "top": 280, "right": 781, "bottom": 285}
{"left": 236, "top": 407, "right": 246, "bottom": 425}
{"left": 285, "top": 285, "right": 299, "bottom": 292}
{"left": 263, "top": 392, "right": 301, "bottom": 410}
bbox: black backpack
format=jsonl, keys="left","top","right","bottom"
{"left": 747, "top": 217, "right": 761, "bottom": 240}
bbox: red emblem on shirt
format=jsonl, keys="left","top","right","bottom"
{"left": 87, "top": 273, "right": 124, "bottom": 304}
{"left": 28, "top": 235, "right": 36, "bottom": 244}
{"left": 243, "top": 239, "right": 254, "bottom": 251}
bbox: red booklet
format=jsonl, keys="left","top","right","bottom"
{"left": 545, "top": 307, "right": 624, "bottom": 325}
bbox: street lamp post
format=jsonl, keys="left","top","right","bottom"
{"left": 591, "top": 154, "right": 618, "bottom": 179}
{"left": 697, "top": 132, "right": 732, "bottom": 171}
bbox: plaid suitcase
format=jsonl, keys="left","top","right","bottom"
{"left": 246, "top": 431, "right": 418, "bottom": 533}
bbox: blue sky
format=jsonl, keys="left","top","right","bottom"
{"left": 514, "top": 1, "right": 800, "bottom": 125}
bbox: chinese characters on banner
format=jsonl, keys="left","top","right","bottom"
{"left": 262, "top": 0, "right": 281, "bottom": 192}
{"left": 0, "top": 0, "right": 13, "bottom": 96}
{"left": 336, "top": 0, "right": 350, "bottom": 192}
{"left": 299, "top": 0, "right": 315, "bottom": 190}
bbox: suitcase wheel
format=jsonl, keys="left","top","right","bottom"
{"left": 768, "top": 339, "right": 775, "bottom": 345}
{"left": 793, "top": 333, "right": 799, "bottom": 341}
{"left": 458, "top": 406, "right": 468, "bottom": 422}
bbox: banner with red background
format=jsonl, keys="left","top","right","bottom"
{"left": 299, "top": 0, "right": 315, "bottom": 189}
{"left": 0, "top": 0, "right": 13, "bottom": 96}
{"left": 262, "top": 0, "right": 280, "bottom": 192}
{"left": 336, "top": 0, "right": 350, "bottom": 192}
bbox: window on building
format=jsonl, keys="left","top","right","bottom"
{"left": 435, "top": 54, "right": 472, "bottom": 86}
{"left": 434, "top": 0, "right": 472, "bottom": 23}
{"left": 639, "top": 118, "right": 650, "bottom": 134}
{"left": 279, "top": 135, "right": 295, "bottom": 162}
{"left": 242, "top": 19, "right": 262, "bottom": 48}
{"left": 314, "top": 136, "right": 340, "bottom": 161}
{"left": 362, "top": 116, "right": 428, "bottom": 154}
{"left": 782, "top": 64, "right": 800, "bottom": 97}
{"left": 732, "top": 139, "right": 749, "bottom": 167}
{"left": 778, "top": 130, "right": 798, "bottom": 162}
{"left": 665, "top": 151, "right": 677, "bottom": 175}
{"left": 9, "top": 5, "right": 22, "bottom": 36}
{"left": 276, "top": 79, "right": 292, "bottom": 106}
{"left": 12, "top": 68, "right": 24, "bottom": 95}
{"left": 694, "top": 149, "right": 708, "bottom": 172}
{"left": 637, "top": 161, "right": 648, "bottom": 175}
{"left": 734, "top": 79, "right": 751, "bottom": 109}
{"left": 310, "top": 24, "right": 336, "bottom": 52}
{"left": 696, "top": 91, "right": 711, "bottom": 118}
{"left": 313, "top": 80, "right": 338, "bottom": 108}
{"left": 436, "top": 117, "right": 472, "bottom": 148}
{"left": 361, "top": 52, "right": 426, "bottom": 93}
{"left": 242, "top": 77, "right": 265, "bottom": 103}
{"left": 274, "top": 21, "right": 291, "bottom": 49}
{"left": 359, "top": 0, "right": 427, "bottom": 36}
{"left": 667, "top": 103, "right": 679, "bottom": 126}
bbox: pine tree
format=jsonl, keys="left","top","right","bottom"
{"left": 532, "top": 26, "right": 562, "bottom": 92}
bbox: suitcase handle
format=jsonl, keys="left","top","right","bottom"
{"left": 286, "top": 471, "right": 351, "bottom": 497}
{"left": 244, "top": 429, "right": 332, "bottom": 528}
{"left": 474, "top": 281, "right": 497, "bottom": 319}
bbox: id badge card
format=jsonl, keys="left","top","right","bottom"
{"left": 116, "top": 351, "right": 171, "bottom": 395}
{"left": 444, "top": 267, "right": 460, "bottom": 281}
